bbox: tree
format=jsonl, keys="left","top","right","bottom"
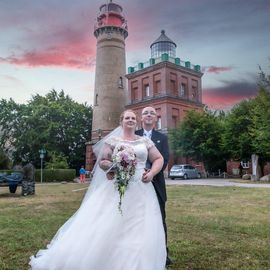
{"left": 0, "top": 99, "right": 26, "bottom": 153}
{"left": 0, "top": 90, "right": 92, "bottom": 169}
{"left": 250, "top": 81, "right": 270, "bottom": 175}
{"left": 0, "top": 148, "right": 11, "bottom": 169}
{"left": 222, "top": 99, "right": 255, "bottom": 161}
{"left": 45, "top": 151, "right": 69, "bottom": 169}
{"left": 222, "top": 64, "right": 270, "bottom": 177}
{"left": 169, "top": 109, "right": 226, "bottom": 172}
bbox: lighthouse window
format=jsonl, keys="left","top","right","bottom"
{"left": 95, "top": 94, "right": 98, "bottom": 106}
{"left": 118, "top": 77, "right": 123, "bottom": 88}
{"left": 151, "top": 42, "right": 176, "bottom": 58}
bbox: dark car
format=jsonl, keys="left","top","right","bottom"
{"left": 169, "top": 164, "right": 201, "bottom": 180}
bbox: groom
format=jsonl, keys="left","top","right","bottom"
{"left": 135, "top": 106, "right": 172, "bottom": 266}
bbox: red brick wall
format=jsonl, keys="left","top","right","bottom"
{"left": 227, "top": 160, "right": 270, "bottom": 176}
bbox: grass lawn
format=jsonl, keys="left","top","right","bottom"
{"left": 0, "top": 184, "right": 270, "bottom": 270}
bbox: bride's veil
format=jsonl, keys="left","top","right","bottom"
{"left": 39, "top": 126, "right": 123, "bottom": 251}
{"left": 81, "top": 125, "right": 123, "bottom": 202}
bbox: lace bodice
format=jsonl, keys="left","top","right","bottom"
{"left": 105, "top": 136, "right": 154, "bottom": 166}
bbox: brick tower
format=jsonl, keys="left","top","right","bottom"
{"left": 126, "top": 30, "right": 204, "bottom": 168}
{"left": 86, "top": 1, "right": 128, "bottom": 170}
{"left": 126, "top": 30, "right": 203, "bottom": 132}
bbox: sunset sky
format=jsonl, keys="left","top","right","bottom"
{"left": 0, "top": 0, "right": 269, "bottom": 110}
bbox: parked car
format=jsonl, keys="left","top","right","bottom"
{"left": 169, "top": 164, "right": 201, "bottom": 180}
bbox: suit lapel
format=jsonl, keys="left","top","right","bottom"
{"left": 136, "top": 129, "right": 144, "bottom": 136}
{"left": 151, "top": 130, "right": 163, "bottom": 152}
{"left": 151, "top": 129, "right": 159, "bottom": 144}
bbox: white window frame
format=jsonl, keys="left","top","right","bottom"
{"left": 157, "top": 117, "right": 162, "bottom": 130}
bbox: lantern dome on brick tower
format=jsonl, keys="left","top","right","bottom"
{"left": 150, "top": 30, "right": 176, "bottom": 58}
{"left": 94, "top": 0, "right": 128, "bottom": 39}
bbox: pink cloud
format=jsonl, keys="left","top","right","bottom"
{"left": 0, "top": 42, "right": 96, "bottom": 70}
{"left": 202, "top": 82, "right": 257, "bottom": 110}
{"left": 203, "top": 66, "right": 233, "bottom": 74}
{"left": 203, "top": 92, "right": 245, "bottom": 109}
{"left": 0, "top": 5, "right": 97, "bottom": 70}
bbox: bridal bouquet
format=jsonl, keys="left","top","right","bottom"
{"left": 110, "top": 144, "right": 137, "bottom": 213}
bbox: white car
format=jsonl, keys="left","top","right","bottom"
{"left": 169, "top": 164, "right": 201, "bottom": 180}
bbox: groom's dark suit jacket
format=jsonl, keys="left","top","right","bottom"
{"left": 135, "top": 129, "right": 169, "bottom": 203}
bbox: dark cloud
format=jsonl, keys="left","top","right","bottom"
{"left": 208, "top": 80, "right": 257, "bottom": 97}
{"left": 127, "top": 0, "right": 270, "bottom": 49}
{"left": 203, "top": 79, "right": 258, "bottom": 109}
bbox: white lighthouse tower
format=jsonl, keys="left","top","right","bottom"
{"left": 86, "top": 1, "right": 128, "bottom": 169}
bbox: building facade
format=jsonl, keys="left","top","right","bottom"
{"left": 126, "top": 31, "right": 203, "bottom": 130}
{"left": 126, "top": 30, "right": 204, "bottom": 169}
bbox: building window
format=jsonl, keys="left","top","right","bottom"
{"left": 154, "top": 80, "right": 161, "bottom": 96}
{"left": 180, "top": 83, "right": 187, "bottom": 97}
{"left": 143, "top": 84, "right": 150, "bottom": 98}
{"left": 192, "top": 86, "right": 198, "bottom": 100}
{"left": 131, "top": 87, "right": 138, "bottom": 101}
{"left": 156, "top": 117, "right": 162, "bottom": 130}
{"left": 172, "top": 116, "right": 178, "bottom": 128}
{"left": 95, "top": 94, "right": 98, "bottom": 106}
{"left": 241, "top": 161, "right": 250, "bottom": 169}
{"left": 170, "top": 80, "right": 176, "bottom": 95}
{"left": 118, "top": 77, "right": 123, "bottom": 88}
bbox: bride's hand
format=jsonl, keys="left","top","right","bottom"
{"left": 142, "top": 169, "right": 154, "bottom": 183}
{"left": 106, "top": 171, "right": 115, "bottom": 180}
{"left": 99, "top": 160, "right": 113, "bottom": 171}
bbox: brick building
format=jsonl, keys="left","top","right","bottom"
{"left": 125, "top": 30, "right": 204, "bottom": 170}
{"left": 126, "top": 30, "right": 203, "bottom": 131}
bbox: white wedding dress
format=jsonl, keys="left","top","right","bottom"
{"left": 29, "top": 136, "right": 166, "bottom": 270}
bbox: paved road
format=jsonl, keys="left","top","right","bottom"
{"left": 165, "top": 178, "right": 270, "bottom": 188}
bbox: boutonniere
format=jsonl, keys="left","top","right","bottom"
{"left": 156, "top": 140, "right": 161, "bottom": 143}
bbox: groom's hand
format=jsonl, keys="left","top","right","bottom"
{"left": 142, "top": 169, "right": 153, "bottom": 183}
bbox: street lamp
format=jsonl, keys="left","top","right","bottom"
{"left": 39, "top": 149, "right": 46, "bottom": 183}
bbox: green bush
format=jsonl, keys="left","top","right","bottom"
{"left": 1, "top": 169, "right": 76, "bottom": 182}
{"left": 0, "top": 170, "right": 13, "bottom": 174}
{"left": 35, "top": 169, "right": 76, "bottom": 182}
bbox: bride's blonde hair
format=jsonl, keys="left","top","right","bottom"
{"left": 119, "top": 109, "right": 138, "bottom": 124}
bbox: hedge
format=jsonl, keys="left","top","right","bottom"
{"left": 0, "top": 169, "right": 76, "bottom": 182}
{"left": 35, "top": 169, "right": 76, "bottom": 182}
{"left": 0, "top": 170, "right": 13, "bottom": 174}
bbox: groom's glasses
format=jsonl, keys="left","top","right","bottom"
{"left": 142, "top": 111, "right": 156, "bottom": 116}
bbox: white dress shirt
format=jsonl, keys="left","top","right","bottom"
{"left": 143, "top": 129, "right": 152, "bottom": 139}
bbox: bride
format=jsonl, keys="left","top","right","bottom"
{"left": 29, "top": 109, "right": 166, "bottom": 270}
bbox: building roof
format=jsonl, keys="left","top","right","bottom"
{"left": 150, "top": 30, "right": 177, "bottom": 48}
